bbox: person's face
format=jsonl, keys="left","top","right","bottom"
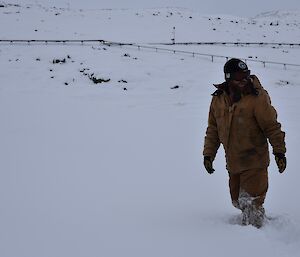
{"left": 229, "top": 70, "right": 250, "bottom": 88}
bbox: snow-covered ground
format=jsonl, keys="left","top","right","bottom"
{"left": 1, "top": 2, "right": 300, "bottom": 43}
{"left": 1, "top": 2, "right": 300, "bottom": 257}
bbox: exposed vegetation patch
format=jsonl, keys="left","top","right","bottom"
{"left": 276, "top": 80, "right": 291, "bottom": 86}
{"left": 52, "top": 58, "right": 66, "bottom": 64}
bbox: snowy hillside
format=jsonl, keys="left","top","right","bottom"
{"left": 1, "top": 2, "right": 300, "bottom": 43}
{"left": 1, "top": 2, "right": 300, "bottom": 257}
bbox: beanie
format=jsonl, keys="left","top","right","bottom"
{"left": 224, "top": 58, "right": 249, "bottom": 80}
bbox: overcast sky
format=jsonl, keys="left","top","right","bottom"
{"left": 33, "top": 0, "right": 300, "bottom": 17}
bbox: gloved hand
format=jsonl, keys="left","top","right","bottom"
{"left": 204, "top": 156, "right": 215, "bottom": 174}
{"left": 275, "top": 153, "right": 287, "bottom": 173}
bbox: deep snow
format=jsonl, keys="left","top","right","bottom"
{"left": 1, "top": 2, "right": 300, "bottom": 257}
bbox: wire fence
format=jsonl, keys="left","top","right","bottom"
{"left": 152, "top": 42, "right": 300, "bottom": 47}
{"left": 1, "top": 39, "right": 300, "bottom": 70}
{"left": 122, "top": 43, "right": 300, "bottom": 69}
{"left": 0, "top": 39, "right": 106, "bottom": 44}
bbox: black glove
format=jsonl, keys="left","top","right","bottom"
{"left": 204, "top": 156, "right": 215, "bottom": 174}
{"left": 275, "top": 153, "right": 287, "bottom": 173}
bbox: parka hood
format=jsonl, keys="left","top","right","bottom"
{"left": 211, "top": 75, "right": 262, "bottom": 97}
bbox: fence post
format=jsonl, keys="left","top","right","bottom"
{"left": 211, "top": 56, "right": 214, "bottom": 62}
{"left": 171, "top": 27, "right": 176, "bottom": 44}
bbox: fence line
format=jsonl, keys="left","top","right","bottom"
{"left": 1, "top": 39, "right": 300, "bottom": 48}
{"left": 1, "top": 39, "right": 300, "bottom": 69}
{"left": 117, "top": 43, "right": 300, "bottom": 70}
{"left": 0, "top": 39, "right": 106, "bottom": 44}
{"left": 150, "top": 42, "right": 300, "bottom": 47}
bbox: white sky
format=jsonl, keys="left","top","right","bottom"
{"left": 32, "top": 0, "right": 300, "bottom": 17}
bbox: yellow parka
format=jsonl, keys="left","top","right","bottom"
{"left": 203, "top": 75, "right": 286, "bottom": 173}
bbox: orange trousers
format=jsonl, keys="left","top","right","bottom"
{"left": 229, "top": 168, "right": 268, "bottom": 209}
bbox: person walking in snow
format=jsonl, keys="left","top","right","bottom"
{"left": 203, "top": 58, "right": 287, "bottom": 228}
